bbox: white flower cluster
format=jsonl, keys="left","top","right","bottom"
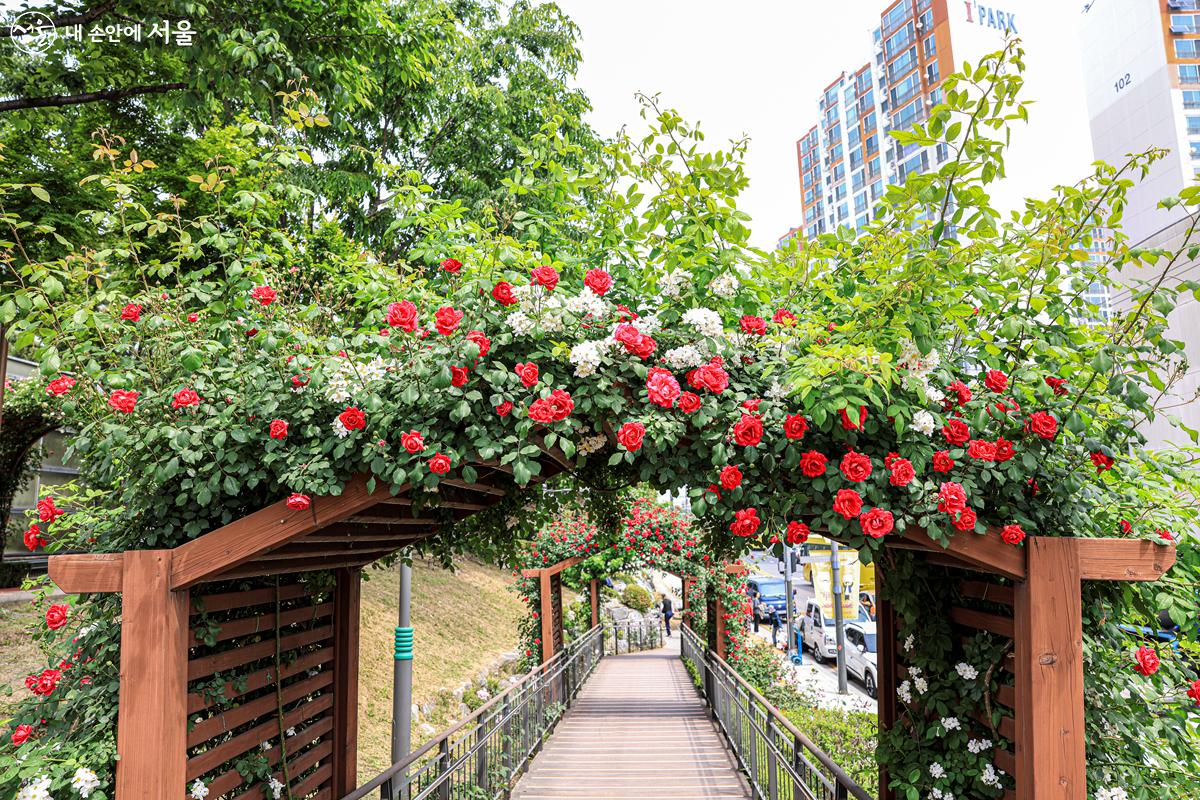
{"left": 570, "top": 340, "right": 609, "bottom": 377}
{"left": 660, "top": 270, "right": 690, "bottom": 298}
{"left": 664, "top": 344, "right": 706, "bottom": 371}
{"left": 286, "top": 726, "right": 297, "bottom": 737}
{"left": 189, "top": 779, "right": 210, "bottom": 800}
{"left": 260, "top": 740, "right": 272, "bottom": 751}
{"left": 955, "top": 662, "right": 979, "bottom": 681}
{"left": 929, "top": 762, "right": 946, "bottom": 779}
{"left": 332, "top": 418, "right": 350, "bottom": 439}
{"left": 16, "top": 776, "right": 52, "bottom": 800}
{"left": 564, "top": 288, "right": 608, "bottom": 319}
{"left": 981, "top": 763, "right": 1005, "bottom": 789}
{"left": 940, "top": 716, "right": 961, "bottom": 732}
{"left": 909, "top": 666, "right": 929, "bottom": 695}
{"left": 766, "top": 381, "right": 788, "bottom": 400}
{"left": 322, "top": 357, "right": 387, "bottom": 405}
{"left": 711, "top": 272, "right": 740, "bottom": 298}
{"left": 71, "top": 768, "right": 100, "bottom": 798}
{"left": 911, "top": 410, "right": 937, "bottom": 437}
{"left": 682, "top": 308, "right": 723, "bottom": 338}
{"left": 929, "top": 789, "right": 955, "bottom": 800}
{"left": 1095, "top": 789, "right": 1129, "bottom": 800}
{"left": 268, "top": 777, "right": 285, "bottom": 800}
{"left": 967, "top": 738, "right": 992, "bottom": 754}
{"left": 903, "top": 634, "right": 915, "bottom": 652}
{"left": 577, "top": 434, "right": 609, "bottom": 456}
{"left": 506, "top": 310, "right": 536, "bottom": 336}
{"left": 898, "top": 339, "right": 941, "bottom": 376}
{"left": 632, "top": 314, "right": 662, "bottom": 335}
{"left": 897, "top": 680, "right": 913, "bottom": 704}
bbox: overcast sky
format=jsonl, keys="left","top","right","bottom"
{"left": 555, "top": 1, "right": 1097, "bottom": 249}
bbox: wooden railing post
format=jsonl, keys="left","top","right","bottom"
{"left": 333, "top": 567, "right": 362, "bottom": 797}
{"left": 115, "top": 551, "right": 189, "bottom": 800}
{"left": 589, "top": 578, "right": 599, "bottom": 627}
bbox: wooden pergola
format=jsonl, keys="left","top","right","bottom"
{"left": 519, "top": 556, "right": 600, "bottom": 664}
{"left": 878, "top": 526, "right": 1176, "bottom": 800}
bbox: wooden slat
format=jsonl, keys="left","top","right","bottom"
{"left": 314, "top": 522, "right": 440, "bottom": 538}
{"left": 204, "top": 722, "right": 333, "bottom": 798}
{"left": 255, "top": 546, "right": 399, "bottom": 563}
{"left": 896, "top": 525, "right": 1027, "bottom": 581}
{"left": 188, "top": 625, "right": 333, "bottom": 680}
{"left": 230, "top": 739, "right": 334, "bottom": 800}
{"left": 291, "top": 762, "right": 333, "bottom": 799}
{"left": 343, "top": 515, "right": 440, "bottom": 526}
{"left": 190, "top": 583, "right": 310, "bottom": 615}
{"left": 997, "top": 683, "right": 1015, "bottom": 710}
{"left": 211, "top": 554, "right": 384, "bottom": 583}
{"left": 995, "top": 746, "right": 1016, "bottom": 778}
{"left": 185, "top": 694, "right": 334, "bottom": 779}
{"left": 1074, "top": 538, "right": 1176, "bottom": 581}
{"left": 303, "top": 531, "right": 426, "bottom": 544}
{"left": 439, "top": 478, "right": 506, "bottom": 497}
{"left": 188, "top": 648, "right": 335, "bottom": 714}
{"left": 191, "top": 602, "right": 333, "bottom": 645}
{"left": 949, "top": 607, "right": 1015, "bottom": 638}
{"left": 373, "top": 498, "right": 488, "bottom": 513}
{"left": 187, "top": 671, "right": 333, "bottom": 746}
{"left": 969, "top": 708, "right": 1016, "bottom": 741}
{"left": 170, "top": 474, "right": 398, "bottom": 589}
{"left": 48, "top": 552, "right": 123, "bottom": 593}
{"left": 960, "top": 580, "right": 1015, "bottom": 606}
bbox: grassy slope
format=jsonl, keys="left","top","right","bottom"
{"left": 0, "top": 600, "right": 44, "bottom": 718}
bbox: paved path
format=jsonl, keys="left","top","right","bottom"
{"left": 511, "top": 635, "right": 750, "bottom": 799}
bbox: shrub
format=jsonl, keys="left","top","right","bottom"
{"left": 620, "top": 584, "right": 652, "bottom": 612}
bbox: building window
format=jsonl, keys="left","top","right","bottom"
{"left": 926, "top": 62, "right": 940, "bottom": 85}
{"left": 888, "top": 46, "right": 919, "bottom": 84}
{"left": 881, "top": 2, "right": 910, "bottom": 35}
{"left": 5, "top": 428, "right": 81, "bottom": 559}
{"left": 837, "top": 203, "right": 849, "bottom": 221}
{"left": 892, "top": 98, "right": 923, "bottom": 132}
{"left": 854, "top": 192, "right": 868, "bottom": 214}
{"left": 891, "top": 72, "right": 921, "bottom": 107}
{"left": 1181, "top": 64, "right": 1200, "bottom": 84}
{"left": 1171, "top": 13, "right": 1200, "bottom": 33}
{"left": 1189, "top": 141, "right": 1200, "bottom": 159}
{"left": 936, "top": 142, "right": 950, "bottom": 163}
{"left": 1188, "top": 116, "right": 1200, "bottom": 135}
{"left": 1176, "top": 39, "right": 1200, "bottom": 59}
{"left": 885, "top": 22, "right": 916, "bottom": 60}
{"left": 862, "top": 111, "right": 877, "bottom": 133}
{"left": 1186, "top": 90, "right": 1200, "bottom": 109}
{"left": 869, "top": 180, "right": 883, "bottom": 200}
{"left": 924, "top": 35, "right": 937, "bottom": 59}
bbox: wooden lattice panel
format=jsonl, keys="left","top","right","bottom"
{"left": 184, "top": 579, "right": 342, "bottom": 799}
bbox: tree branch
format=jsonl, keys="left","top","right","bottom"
{"left": 0, "top": 0, "right": 117, "bottom": 37}
{"left": 0, "top": 82, "right": 186, "bottom": 113}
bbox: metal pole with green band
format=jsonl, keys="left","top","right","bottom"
{"left": 384, "top": 562, "right": 413, "bottom": 800}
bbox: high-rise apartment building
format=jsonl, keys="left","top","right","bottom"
{"left": 1081, "top": 1, "right": 1200, "bottom": 444}
{"left": 794, "top": 1, "right": 1043, "bottom": 241}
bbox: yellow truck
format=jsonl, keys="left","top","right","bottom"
{"left": 801, "top": 534, "right": 875, "bottom": 608}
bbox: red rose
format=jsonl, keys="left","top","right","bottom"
{"left": 528, "top": 398, "right": 556, "bottom": 424}
{"left": 250, "top": 285, "right": 277, "bottom": 306}
{"left": 441, "top": 257, "right": 462, "bottom": 273}
{"left": 31, "top": 669, "right": 62, "bottom": 696}
{"left": 388, "top": 299, "right": 422, "bottom": 331}
{"left": 584, "top": 268, "right": 613, "bottom": 296}
{"left": 45, "top": 604, "right": 69, "bottom": 631}
{"left": 860, "top": 508, "right": 894, "bottom": 538}
{"left": 434, "top": 306, "right": 463, "bottom": 336}
{"left": 23, "top": 524, "right": 45, "bottom": 551}
{"left": 1000, "top": 524, "right": 1026, "bottom": 545}
{"left": 515, "top": 362, "right": 540, "bottom": 388}
{"left": 833, "top": 489, "right": 863, "bottom": 519}
{"left": 495, "top": 401, "right": 513, "bottom": 417}
{"left": 466, "top": 329, "right": 492, "bottom": 357}
{"left": 10, "top": 724, "right": 31, "bottom": 746}
{"left": 946, "top": 380, "right": 972, "bottom": 406}
{"left": 617, "top": 422, "right": 645, "bottom": 451}
{"left": 937, "top": 482, "right": 967, "bottom": 515}
{"left": 984, "top": 369, "right": 1008, "bottom": 392}
{"left": 730, "top": 508, "right": 761, "bottom": 538}
{"left": 428, "top": 453, "right": 452, "bottom": 475}
{"left": 37, "top": 497, "right": 64, "bottom": 524}
{"left": 719, "top": 465, "right": 743, "bottom": 490}
{"left": 967, "top": 440, "right": 997, "bottom": 461}
{"left": 933, "top": 451, "right": 955, "bottom": 473}
{"left": 687, "top": 359, "right": 729, "bottom": 394}
{"left": 1026, "top": 411, "right": 1058, "bottom": 440}
{"left": 172, "top": 388, "right": 200, "bottom": 410}
{"left": 646, "top": 368, "right": 681, "bottom": 409}
{"left": 1157, "top": 528, "right": 1175, "bottom": 542}
{"left": 742, "top": 399, "right": 761, "bottom": 412}
{"left": 450, "top": 366, "right": 469, "bottom": 387}
{"left": 772, "top": 309, "right": 796, "bottom": 325}
{"left": 785, "top": 521, "right": 810, "bottom": 544}
{"left": 951, "top": 507, "right": 977, "bottom": 532}
{"left": 1187, "top": 679, "right": 1200, "bottom": 706}
{"left": 1091, "top": 452, "right": 1115, "bottom": 473}
{"left": 108, "top": 389, "right": 139, "bottom": 414}
{"left": 339, "top": 407, "right": 366, "bottom": 431}
{"left": 286, "top": 493, "right": 311, "bottom": 510}
{"left": 548, "top": 389, "right": 574, "bottom": 420}
{"left": 268, "top": 419, "right": 289, "bottom": 440}
{"left": 120, "top": 303, "right": 142, "bottom": 322}
{"left": 839, "top": 406, "right": 868, "bottom": 430}
{"left": 839, "top": 451, "right": 872, "bottom": 483}
{"left": 1045, "top": 376, "right": 1069, "bottom": 396}
{"left": 401, "top": 430, "right": 425, "bottom": 454}
{"left": 677, "top": 392, "right": 702, "bottom": 414}
{"left": 531, "top": 264, "right": 559, "bottom": 290}
{"left": 783, "top": 414, "right": 808, "bottom": 440}
{"left": 732, "top": 414, "right": 763, "bottom": 447}
{"left": 1119, "top": 519, "right": 1132, "bottom": 535}
{"left": 45, "top": 375, "right": 76, "bottom": 397}
{"left": 492, "top": 282, "right": 517, "bottom": 306}
{"left": 799, "top": 451, "right": 828, "bottom": 478}
{"left": 187, "top": 312, "right": 199, "bottom": 323}
{"left": 993, "top": 438, "right": 1015, "bottom": 462}
{"left": 942, "top": 418, "right": 970, "bottom": 446}
{"left": 889, "top": 457, "right": 915, "bottom": 487}
{"left": 1133, "top": 645, "right": 1160, "bottom": 676}
{"left": 739, "top": 315, "right": 766, "bottom": 335}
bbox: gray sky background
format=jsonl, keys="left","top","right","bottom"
{"left": 556, "top": 1, "right": 1099, "bottom": 249}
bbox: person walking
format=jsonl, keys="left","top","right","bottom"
{"left": 750, "top": 589, "right": 761, "bottom": 632}
{"left": 769, "top": 606, "right": 782, "bottom": 648}
{"left": 662, "top": 596, "right": 675, "bottom": 636}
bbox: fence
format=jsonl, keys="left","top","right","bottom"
{"left": 604, "top": 612, "right": 662, "bottom": 654}
{"left": 343, "top": 624, "right": 604, "bottom": 800}
{"left": 680, "top": 625, "right": 871, "bottom": 800}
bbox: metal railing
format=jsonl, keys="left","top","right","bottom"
{"left": 605, "top": 613, "right": 663, "bottom": 654}
{"left": 680, "top": 626, "right": 871, "bottom": 800}
{"left": 343, "top": 624, "right": 604, "bottom": 800}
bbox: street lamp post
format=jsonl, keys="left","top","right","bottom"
{"left": 830, "top": 541, "right": 848, "bottom": 694}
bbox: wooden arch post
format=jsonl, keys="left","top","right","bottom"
{"left": 520, "top": 556, "right": 584, "bottom": 664}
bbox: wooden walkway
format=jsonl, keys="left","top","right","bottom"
{"left": 511, "top": 634, "right": 751, "bottom": 799}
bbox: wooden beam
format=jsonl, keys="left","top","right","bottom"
{"left": 590, "top": 578, "right": 599, "bottom": 628}
{"left": 876, "top": 566, "right": 899, "bottom": 800}
{"left": 1073, "top": 538, "right": 1176, "bottom": 581}
{"left": 1014, "top": 537, "right": 1085, "bottom": 800}
{"left": 439, "top": 478, "right": 506, "bottom": 497}
{"left": 115, "top": 551, "right": 189, "bottom": 798}
{"left": 897, "top": 525, "right": 1027, "bottom": 581}
{"left": 520, "top": 556, "right": 584, "bottom": 579}
{"left": 169, "top": 475, "right": 396, "bottom": 589}
{"left": 949, "top": 606, "right": 1015, "bottom": 638}
{"left": 48, "top": 553, "right": 123, "bottom": 593}
{"left": 539, "top": 570, "right": 555, "bottom": 664}
{"left": 332, "top": 568, "right": 361, "bottom": 797}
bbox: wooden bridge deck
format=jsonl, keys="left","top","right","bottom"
{"left": 511, "top": 634, "right": 751, "bottom": 799}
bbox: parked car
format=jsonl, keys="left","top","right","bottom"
{"left": 746, "top": 578, "right": 790, "bottom": 621}
{"left": 845, "top": 621, "right": 878, "bottom": 698}
{"left": 799, "top": 599, "right": 836, "bottom": 661}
